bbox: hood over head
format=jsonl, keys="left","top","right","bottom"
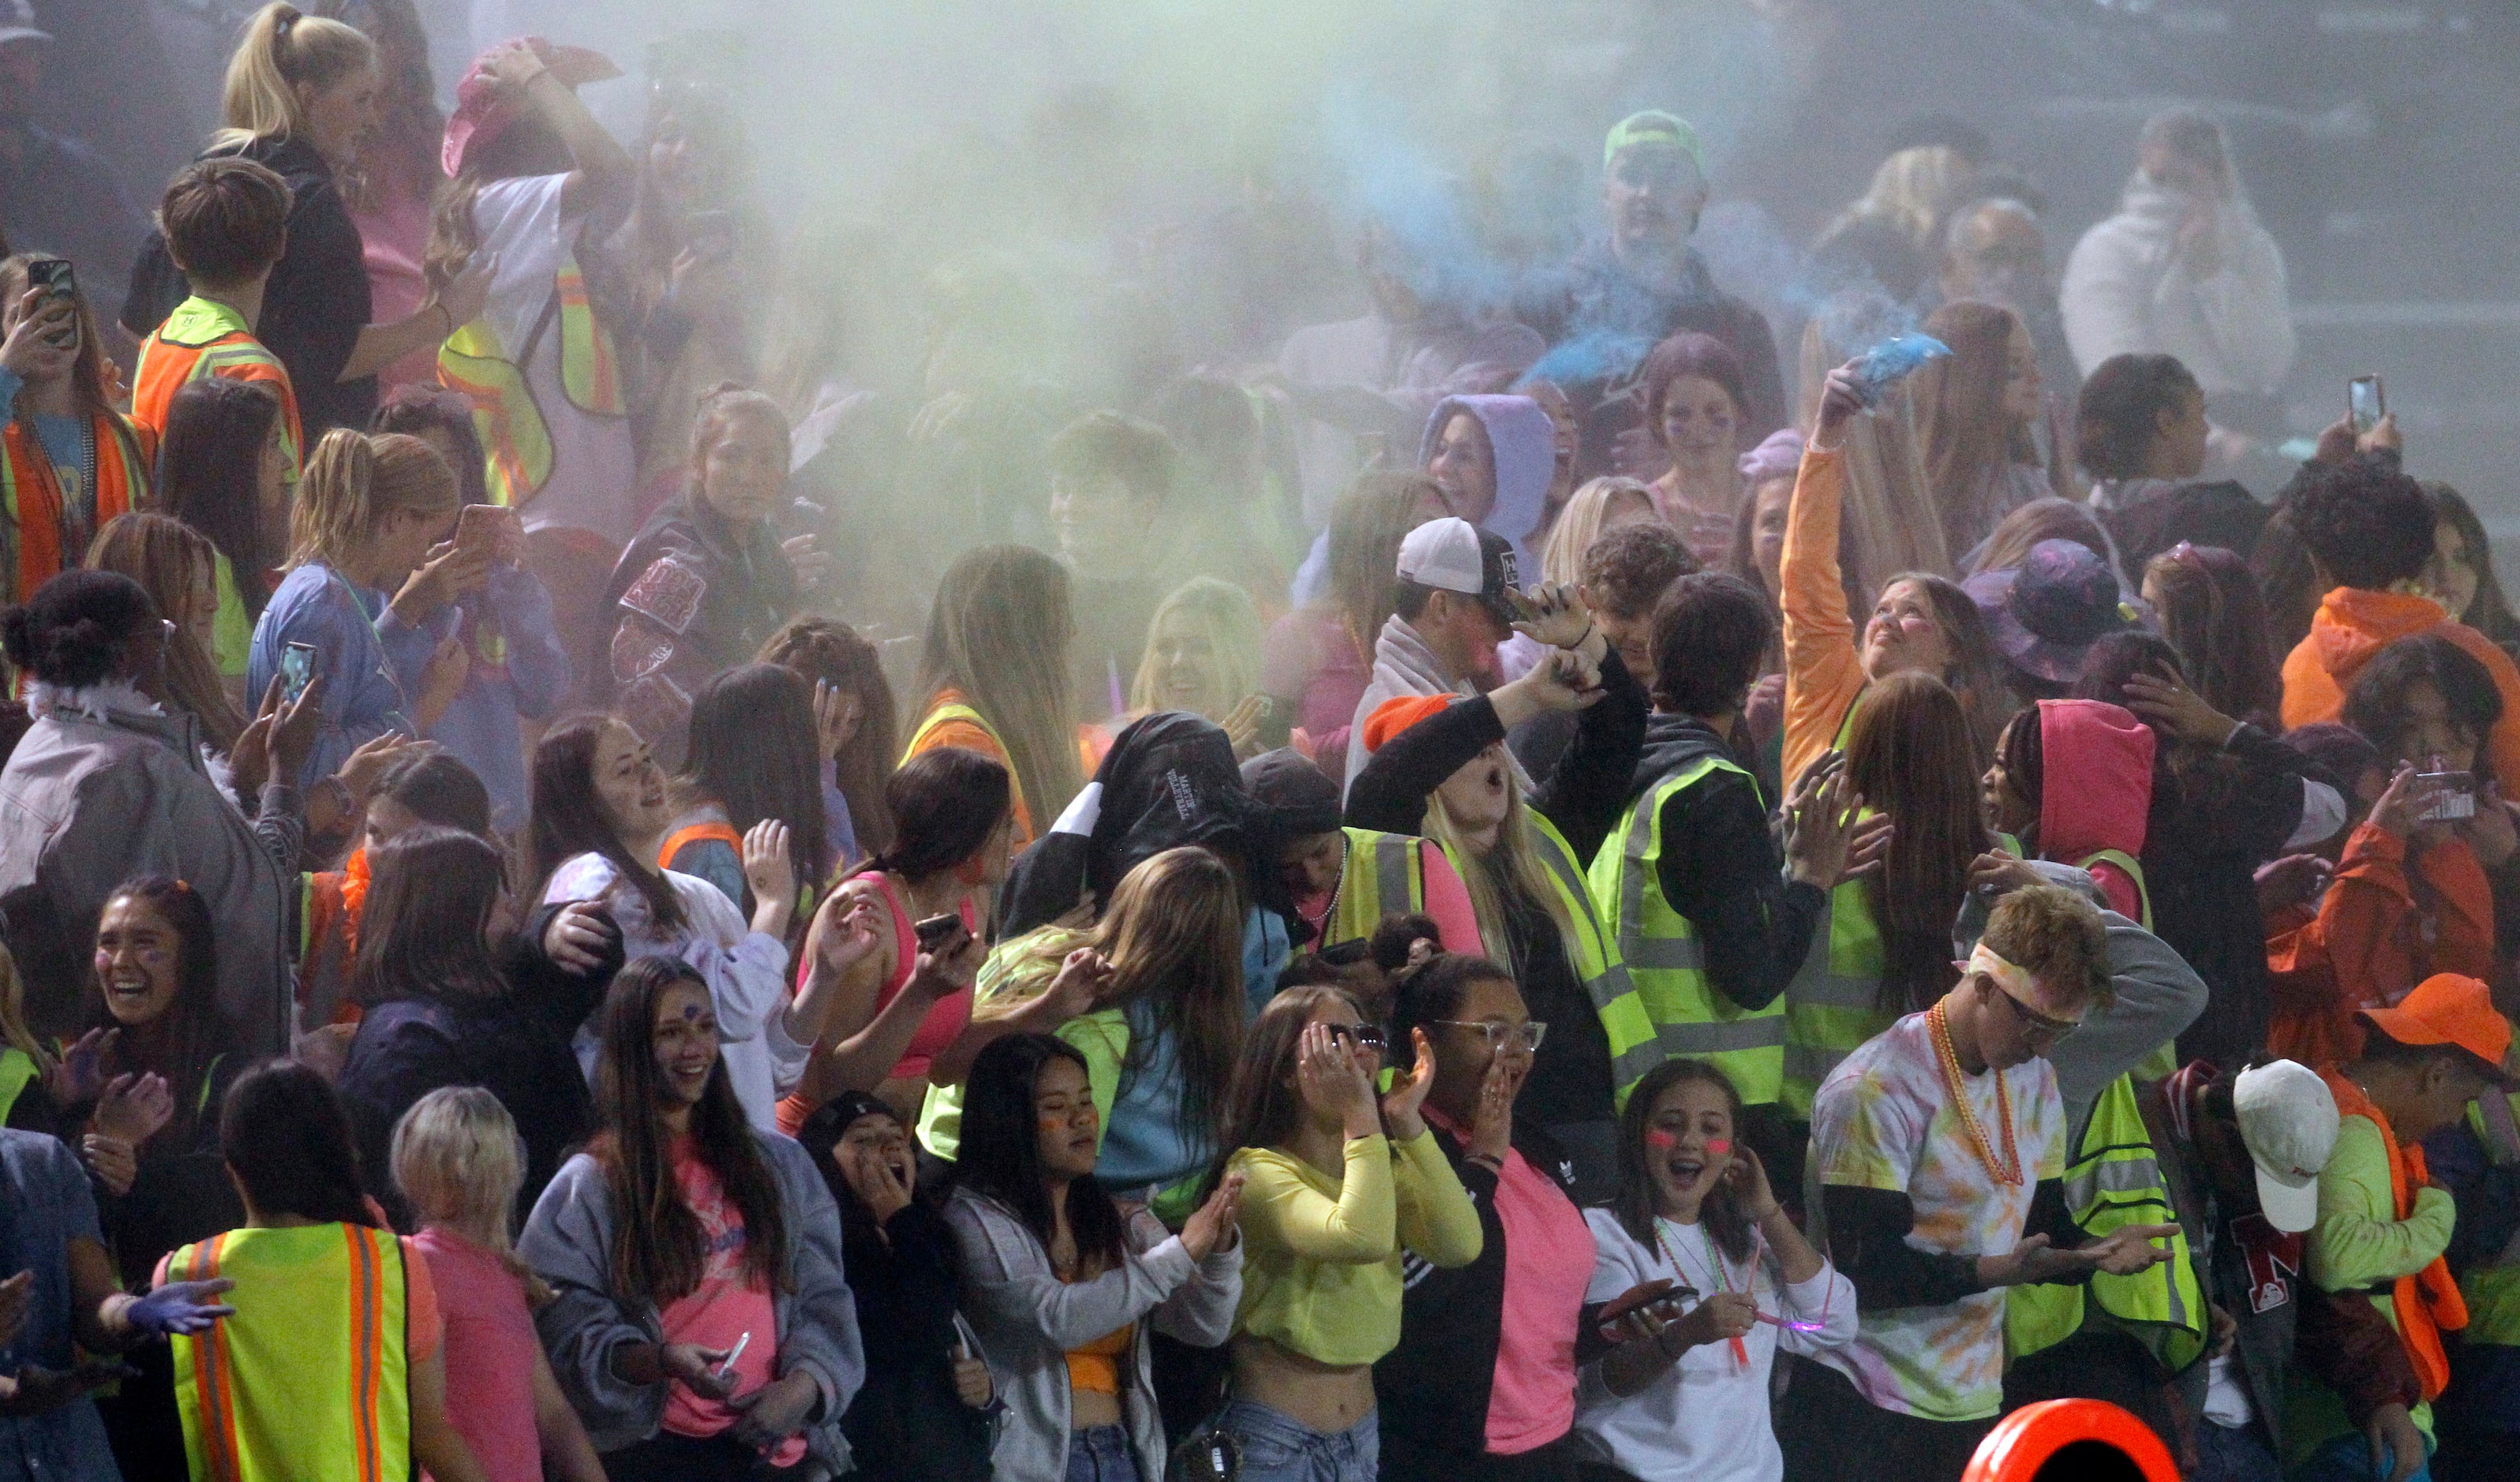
{"left": 1418, "top": 394, "right": 1556, "bottom": 574}
{"left": 1000, "top": 709, "right": 1264, "bottom": 937}
{"left": 2036, "top": 698, "right": 2155, "bottom": 871}
{"left": 2309, "top": 586, "right": 2453, "bottom": 691}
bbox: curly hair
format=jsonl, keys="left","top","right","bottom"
{"left": 2075, "top": 354, "right": 2200, "bottom": 482}
{"left": 1581, "top": 521, "right": 1698, "bottom": 622}
{"left": 2286, "top": 459, "right": 2434, "bottom": 592}
{"left": 0, "top": 570, "right": 156, "bottom": 689}
{"left": 1979, "top": 882, "right": 2112, "bottom": 1015}
{"left": 2343, "top": 633, "right": 2504, "bottom": 777}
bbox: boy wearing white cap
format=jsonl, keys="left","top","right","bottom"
{"left": 2152, "top": 1058, "right": 2425, "bottom": 1482}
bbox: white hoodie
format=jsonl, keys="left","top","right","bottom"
{"left": 2060, "top": 173, "right": 2296, "bottom": 396}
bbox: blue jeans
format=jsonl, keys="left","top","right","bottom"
{"left": 2194, "top": 1422, "right": 2286, "bottom": 1482}
{"left": 1069, "top": 1424, "right": 1144, "bottom": 1482}
{"left": 2288, "top": 1431, "right": 2433, "bottom": 1482}
{"left": 1212, "top": 1399, "right": 1380, "bottom": 1482}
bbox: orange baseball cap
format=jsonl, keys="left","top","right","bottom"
{"left": 2357, "top": 973, "right": 2518, "bottom": 1083}
{"left": 1362, "top": 694, "right": 1458, "bottom": 754}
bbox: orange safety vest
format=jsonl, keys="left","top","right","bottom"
{"left": 130, "top": 298, "right": 305, "bottom": 474}
{"left": 658, "top": 818, "right": 828, "bottom": 923}
{"left": 2320, "top": 1067, "right": 2469, "bottom": 1400}
{"left": 0, "top": 413, "right": 149, "bottom": 606}
{"left": 436, "top": 251, "right": 624, "bottom": 509}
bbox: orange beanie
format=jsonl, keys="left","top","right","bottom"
{"left": 1362, "top": 694, "right": 1458, "bottom": 754}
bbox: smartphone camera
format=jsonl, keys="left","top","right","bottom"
{"left": 2348, "top": 374, "right": 2386, "bottom": 436}
{"left": 24, "top": 258, "right": 77, "bottom": 352}
{"left": 2417, "top": 768, "right": 2476, "bottom": 823}
{"left": 279, "top": 642, "right": 317, "bottom": 702}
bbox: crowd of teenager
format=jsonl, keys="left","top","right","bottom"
{"left": 0, "top": 4, "right": 2514, "bottom": 1481}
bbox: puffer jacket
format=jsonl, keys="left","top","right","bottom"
{"left": 0, "top": 686, "right": 296, "bottom": 1050}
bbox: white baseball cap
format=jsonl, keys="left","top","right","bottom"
{"left": 0, "top": 1, "right": 49, "bottom": 47}
{"left": 2233, "top": 1059, "right": 2339, "bottom": 1234}
{"left": 1395, "top": 518, "right": 1518, "bottom": 615}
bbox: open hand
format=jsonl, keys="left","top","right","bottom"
{"left": 1466, "top": 1046, "right": 1526, "bottom": 1163}
{"left": 91, "top": 1071, "right": 173, "bottom": 1147}
{"left": 1181, "top": 1172, "right": 1245, "bottom": 1260}
{"left": 813, "top": 679, "right": 863, "bottom": 759}
{"left": 2119, "top": 664, "right": 2237, "bottom": 747}
{"left": 1294, "top": 1021, "right": 1380, "bottom": 1138}
{"left": 1505, "top": 582, "right": 1593, "bottom": 650}
{"left": 125, "top": 1278, "right": 236, "bottom": 1338}
{"left": 742, "top": 821, "right": 797, "bottom": 916}
{"left": 1380, "top": 1027, "right": 1437, "bottom": 1140}
{"left": 47, "top": 1027, "right": 114, "bottom": 1109}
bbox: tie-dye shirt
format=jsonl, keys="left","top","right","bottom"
{"left": 1807, "top": 1011, "right": 2066, "bottom": 1421}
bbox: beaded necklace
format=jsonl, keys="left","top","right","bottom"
{"left": 1654, "top": 1216, "right": 1750, "bottom": 1366}
{"left": 1927, "top": 1000, "right": 2021, "bottom": 1185}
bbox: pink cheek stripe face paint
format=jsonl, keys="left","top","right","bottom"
{"left": 1644, "top": 1129, "right": 1677, "bottom": 1149}
{"left": 1705, "top": 1138, "right": 1732, "bottom": 1157}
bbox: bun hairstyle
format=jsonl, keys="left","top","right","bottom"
{"left": 216, "top": 2, "right": 376, "bottom": 149}
{"left": 1, "top": 570, "right": 159, "bottom": 690}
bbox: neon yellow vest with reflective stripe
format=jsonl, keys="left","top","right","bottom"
{"left": 1589, "top": 753, "right": 1785, "bottom": 1107}
{"left": 435, "top": 250, "right": 623, "bottom": 507}
{"left": 2457, "top": 1092, "right": 2520, "bottom": 1345}
{"left": 2004, "top": 1074, "right": 2207, "bottom": 1372}
{"left": 1322, "top": 827, "right": 1439, "bottom": 952}
{"left": 170, "top": 1222, "right": 411, "bottom": 1482}
{"left": 1518, "top": 813, "right": 1653, "bottom": 1108}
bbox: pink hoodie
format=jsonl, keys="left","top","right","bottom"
{"left": 2036, "top": 699, "right": 2157, "bottom": 921}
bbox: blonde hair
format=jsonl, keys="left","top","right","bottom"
{"left": 1541, "top": 476, "right": 1656, "bottom": 589}
{"left": 215, "top": 3, "right": 376, "bottom": 151}
{"left": 287, "top": 429, "right": 459, "bottom": 570}
{"left": 1825, "top": 146, "right": 1968, "bottom": 253}
{"left": 1423, "top": 764, "right": 1569, "bottom": 961}
{"left": 391, "top": 1086, "right": 552, "bottom": 1301}
{"left": 0, "top": 942, "right": 54, "bottom": 1076}
{"left": 1128, "top": 577, "right": 1261, "bottom": 720}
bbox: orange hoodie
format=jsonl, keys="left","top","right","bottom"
{"left": 2266, "top": 819, "right": 2495, "bottom": 1069}
{"left": 2281, "top": 588, "right": 2520, "bottom": 788}
{"left": 2033, "top": 699, "right": 2155, "bottom": 920}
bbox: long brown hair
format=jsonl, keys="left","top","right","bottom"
{"left": 1915, "top": 300, "right": 2047, "bottom": 551}
{"left": 1609, "top": 1058, "right": 1754, "bottom": 1261}
{"left": 0, "top": 257, "right": 129, "bottom": 439}
{"left": 354, "top": 825, "right": 507, "bottom": 1009}
{"left": 592, "top": 957, "right": 788, "bottom": 1306}
{"left": 529, "top": 713, "right": 686, "bottom": 937}
{"left": 83, "top": 515, "right": 247, "bottom": 751}
{"left": 1324, "top": 472, "right": 1440, "bottom": 653}
{"left": 1214, "top": 982, "right": 1372, "bottom": 1177}
{"left": 2144, "top": 544, "right": 2282, "bottom": 728}
{"left": 755, "top": 616, "right": 899, "bottom": 860}
{"left": 1871, "top": 570, "right": 2009, "bottom": 765}
{"left": 1848, "top": 672, "right": 1988, "bottom": 1012}
{"left": 917, "top": 545, "right": 1083, "bottom": 826}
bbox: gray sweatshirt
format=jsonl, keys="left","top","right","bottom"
{"left": 944, "top": 1186, "right": 1241, "bottom": 1481}
{"left": 519, "top": 1134, "right": 865, "bottom": 1468}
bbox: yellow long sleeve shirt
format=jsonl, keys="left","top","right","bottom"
{"left": 1227, "top": 1131, "right": 1482, "bottom": 1366}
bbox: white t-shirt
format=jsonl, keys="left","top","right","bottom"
{"left": 1575, "top": 1208, "right": 1857, "bottom": 1482}
{"left": 469, "top": 174, "right": 638, "bottom": 541}
{"left": 542, "top": 851, "right": 806, "bottom": 1132}
{"left": 1807, "top": 1011, "right": 2068, "bottom": 1422}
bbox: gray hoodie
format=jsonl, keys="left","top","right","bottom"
{"left": 519, "top": 1134, "right": 865, "bottom": 1469}
{"left": 944, "top": 1186, "right": 1241, "bottom": 1481}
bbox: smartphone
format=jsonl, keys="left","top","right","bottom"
{"left": 2417, "top": 761, "right": 2476, "bottom": 823}
{"left": 279, "top": 641, "right": 317, "bottom": 702}
{"left": 1594, "top": 1277, "right": 1694, "bottom": 1343}
{"left": 913, "top": 913, "right": 963, "bottom": 952}
{"left": 24, "top": 258, "right": 76, "bottom": 351}
{"left": 2349, "top": 374, "right": 2386, "bottom": 436}
{"left": 452, "top": 503, "right": 505, "bottom": 558}
{"left": 713, "top": 1330, "right": 751, "bottom": 1385}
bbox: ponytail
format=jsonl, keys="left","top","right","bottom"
{"left": 287, "top": 428, "right": 376, "bottom": 571}
{"left": 215, "top": 2, "right": 375, "bottom": 150}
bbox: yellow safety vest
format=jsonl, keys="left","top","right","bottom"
{"left": 1590, "top": 754, "right": 1784, "bottom": 1107}
{"left": 903, "top": 698, "right": 1029, "bottom": 829}
{"left": 1522, "top": 813, "right": 1652, "bottom": 1107}
{"left": 1320, "top": 827, "right": 1443, "bottom": 952}
{"left": 2005, "top": 1074, "right": 2208, "bottom": 1373}
{"left": 435, "top": 250, "right": 623, "bottom": 507}
{"left": 170, "top": 1222, "right": 411, "bottom": 1482}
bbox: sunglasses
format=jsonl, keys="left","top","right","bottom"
{"left": 1993, "top": 984, "right": 2080, "bottom": 1046}
{"left": 1434, "top": 1020, "right": 1548, "bottom": 1052}
{"left": 1325, "top": 1023, "right": 1388, "bottom": 1053}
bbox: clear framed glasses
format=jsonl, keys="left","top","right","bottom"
{"left": 1325, "top": 1023, "right": 1388, "bottom": 1053}
{"left": 1433, "top": 1020, "right": 1547, "bottom": 1052}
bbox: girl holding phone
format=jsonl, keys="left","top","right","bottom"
{"left": 1572, "top": 1059, "right": 1853, "bottom": 1482}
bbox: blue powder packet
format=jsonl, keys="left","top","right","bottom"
{"left": 1848, "top": 332, "right": 1952, "bottom": 407}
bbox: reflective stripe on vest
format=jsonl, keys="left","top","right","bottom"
{"left": 133, "top": 301, "right": 304, "bottom": 475}
{"left": 1588, "top": 755, "right": 1783, "bottom": 1106}
{"left": 903, "top": 699, "right": 1030, "bottom": 826}
{"left": 435, "top": 253, "right": 622, "bottom": 508}
{"left": 2005, "top": 1074, "right": 2207, "bottom": 1372}
{"left": 1518, "top": 813, "right": 1652, "bottom": 1106}
{"left": 1781, "top": 866, "right": 1891, "bottom": 1121}
{"left": 173, "top": 1222, "right": 411, "bottom": 1482}
{"left": 1322, "top": 827, "right": 1432, "bottom": 951}
{"left": 0, "top": 416, "right": 147, "bottom": 607}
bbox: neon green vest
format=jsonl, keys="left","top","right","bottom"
{"left": 1518, "top": 813, "right": 1652, "bottom": 1109}
{"left": 1590, "top": 754, "right": 1784, "bottom": 1107}
{"left": 2004, "top": 1074, "right": 2208, "bottom": 1372}
{"left": 170, "top": 1222, "right": 411, "bottom": 1482}
{"left": 1321, "top": 828, "right": 1440, "bottom": 952}
{"left": 2458, "top": 1092, "right": 2520, "bottom": 1345}
{"left": 1780, "top": 858, "right": 1891, "bottom": 1121}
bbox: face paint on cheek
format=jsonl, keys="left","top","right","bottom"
{"left": 1704, "top": 1138, "right": 1732, "bottom": 1158}
{"left": 1644, "top": 1129, "right": 1678, "bottom": 1150}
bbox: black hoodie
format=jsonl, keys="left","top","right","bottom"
{"left": 1619, "top": 712, "right": 1824, "bottom": 1014}
{"left": 998, "top": 710, "right": 1270, "bottom": 937}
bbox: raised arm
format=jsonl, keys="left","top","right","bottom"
{"left": 1780, "top": 374, "right": 1870, "bottom": 793}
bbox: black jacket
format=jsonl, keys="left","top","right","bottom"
{"left": 124, "top": 135, "right": 375, "bottom": 434}
{"left": 1620, "top": 713, "right": 1824, "bottom": 1014}
{"left": 595, "top": 492, "right": 801, "bottom": 763}
{"left": 1373, "top": 1121, "right": 1583, "bottom": 1469}
{"left": 2151, "top": 724, "right": 2308, "bottom": 1071}
{"left": 838, "top": 1199, "right": 995, "bottom": 1482}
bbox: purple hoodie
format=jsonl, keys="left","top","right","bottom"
{"left": 1419, "top": 393, "right": 1558, "bottom": 574}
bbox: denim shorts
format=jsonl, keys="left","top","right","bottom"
{"left": 1068, "top": 1423, "right": 1143, "bottom": 1482}
{"left": 1211, "top": 1398, "right": 1379, "bottom": 1482}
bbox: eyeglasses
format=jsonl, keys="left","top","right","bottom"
{"left": 1433, "top": 1020, "right": 1547, "bottom": 1052}
{"left": 1325, "top": 1024, "right": 1388, "bottom": 1053}
{"left": 1993, "top": 984, "right": 2080, "bottom": 1046}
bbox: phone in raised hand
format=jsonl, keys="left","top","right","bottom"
{"left": 2349, "top": 374, "right": 2386, "bottom": 436}
{"left": 280, "top": 642, "right": 317, "bottom": 702}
